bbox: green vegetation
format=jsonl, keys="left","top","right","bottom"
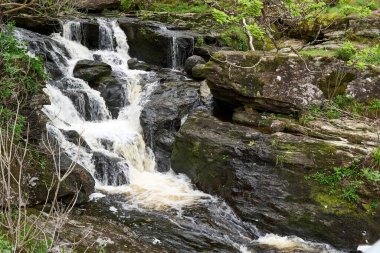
{"left": 337, "top": 42, "right": 380, "bottom": 70}
{"left": 306, "top": 163, "right": 380, "bottom": 205}
{"left": 300, "top": 95, "right": 380, "bottom": 124}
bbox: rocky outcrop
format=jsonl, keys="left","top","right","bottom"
{"left": 171, "top": 112, "right": 380, "bottom": 250}
{"left": 73, "top": 0, "right": 120, "bottom": 11}
{"left": 118, "top": 18, "right": 195, "bottom": 68}
{"left": 200, "top": 51, "right": 379, "bottom": 115}
{"left": 73, "top": 60, "right": 112, "bottom": 84}
{"left": 140, "top": 76, "right": 206, "bottom": 172}
{"left": 72, "top": 60, "right": 127, "bottom": 118}
{"left": 12, "top": 15, "right": 61, "bottom": 35}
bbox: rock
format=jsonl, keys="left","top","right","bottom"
{"left": 200, "top": 51, "right": 376, "bottom": 115}
{"left": 12, "top": 15, "right": 61, "bottom": 35}
{"left": 127, "top": 58, "right": 153, "bottom": 71}
{"left": 184, "top": 55, "right": 206, "bottom": 75}
{"left": 171, "top": 112, "right": 380, "bottom": 250}
{"left": 58, "top": 153, "right": 96, "bottom": 204}
{"left": 118, "top": 17, "right": 195, "bottom": 68}
{"left": 191, "top": 64, "right": 206, "bottom": 80}
{"left": 27, "top": 150, "right": 95, "bottom": 205}
{"left": 16, "top": 28, "right": 70, "bottom": 80}
{"left": 140, "top": 80, "right": 204, "bottom": 172}
{"left": 74, "top": 0, "right": 120, "bottom": 11}
{"left": 92, "top": 152, "right": 128, "bottom": 186}
{"left": 73, "top": 60, "right": 112, "bottom": 84}
{"left": 347, "top": 75, "right": 380, "bottom": 103}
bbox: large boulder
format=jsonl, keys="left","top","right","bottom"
{"left": 140, "top": 79, "right": 204, "bottom": 172}
{"left": 118, "top": 18, "right": 195, "bottom": 68}
{"left": 73, "top": 60, "right": 112, "bottom": 84}
{"left": 200, "top": 51, "right": 380, "bottom": 115}
{"left": 184, "top": 55, "right": 206, "bottom": 75}
{"left": 171, "top": 112, "right": 380, "bottom": 250}
{"left": 74, "top": 0, "right": 120, "bottom": 11}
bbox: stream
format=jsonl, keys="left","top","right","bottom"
{"left": 15, "top": 18, "right": 343, "bottom": 252}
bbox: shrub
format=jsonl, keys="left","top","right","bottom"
{"left": 336, "top": 41, "right": 356, "bottom": 61}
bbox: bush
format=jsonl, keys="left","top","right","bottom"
{"left": 336, "top": 41, "right": 356, "bottom": 61}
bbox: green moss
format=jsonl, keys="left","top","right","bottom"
{"left": 313, "top": 192, "right": 356, "bottom": 214}
{"left": 218, "top": 25, "right": 249, "bottom": 51}
{"left": 300, "top": 49, "right": 337, "bottom": 58}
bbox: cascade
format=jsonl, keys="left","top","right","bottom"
{"left": 14, "top": 19, "right": 342, "bottom": 252}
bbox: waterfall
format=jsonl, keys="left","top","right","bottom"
{"left": 171, "top": 37, "right": 179, "bottom": 69}
{"left": 14, "top": 20, "right": 342, "bottom": 252}
{"left": 17, "top": 19, "right": 210, "bottom": 210}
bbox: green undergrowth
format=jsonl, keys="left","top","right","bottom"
{"left": 322, "top": 0, "right": 379, "bottom": 22}
{"left": 300, "top": 95, "right": 380, "bottom": 124}
{"left": 306, "top": 160, "right": 380, "bottom": 212}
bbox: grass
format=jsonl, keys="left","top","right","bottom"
{"left": 300, "top": 49, "right": 337, "bottom": 58}
{"left": 306, "top": 163, "right": 380, "bottom": 205}
{"left": 149, "top": 0, "right": 208, "bottom": 13}
{"left": 300, "top": 95, "right": 380, "bottom": 124}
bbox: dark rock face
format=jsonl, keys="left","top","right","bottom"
{"left": 184, "top": 55, "right": 206, "bottom": 75}
{"left": 15, "top": 28, "right": 70, "bottom": 80}
{"left": 92, "top": 152, "right": 128, "bottom": 186}
{"left": 171, "top": 112, "right": 380, "bottom": 250}
{"left": 140, "top": 79, "right": 204, "bottom": 172}
{"left": 127, "top": 58, "right": 153, "bottom": 71}
{"left": 26, "top": 149, "right": 95, "bottom": 205}
{"left": 74, "top": 0, "right": 120, "bottom": 11}
{"left": 73, "top": 60, "right": 112, "bottom": 84}
{"left": 13, "top": 15, "right": 61, "bottom": 35}
{"left": 118, "top": 18, "right": 195, "bottom": 68}
{"left": 56, "top": 153, "right": 95, "bottom": 204}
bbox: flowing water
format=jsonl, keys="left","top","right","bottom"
{"left": 15, "top": 19, "right": 343, "bottom": 252}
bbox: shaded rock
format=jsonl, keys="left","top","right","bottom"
{"left": 127, "top": 58, "right": 153, "bottom": 71}
{"left": 171, "top": 112, "right": 380, "bottom": 250}
{"left": 62, "top": 130, "right": 91, "bottom": 150}
{"left": 73, "top": 60, "right": 112, "bottom": 84}
{"left": 140, "top": 80, "right": 203, "bottom": 172}
{"left": 12, "top": 15, "right": 61, "bottom": 35}
{"left": 192, "top": 64, "right": 206, "bottom": 80}
{"left": 118, "top": 17, "right": 195, "bottom": 68}
{"left": 184, "top": 55, "right": 206, "bottom": 75}
{"left": 57, "top": 153, "right": 95, "bottom": 204}
{"left": 15, "top": 28, "right": 70, "bottom": 80}
{"left": 92, "top": 152, "right": 128, "bottom": 186}
{"left": 74, "top": 0, "right": 120, "bottom": 11}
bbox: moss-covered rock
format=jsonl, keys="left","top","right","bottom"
{"left": 201, "top": 50, "right": 379, "bottom": 116}
{"left": 171, "top": 112, "right": 380, "bottom": 250}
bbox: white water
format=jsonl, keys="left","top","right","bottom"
{"left": 41, "top": 19, "right": 210, "bottom": 210}
{"left": 15, "top": 20, "right": 344, "bottom": 252}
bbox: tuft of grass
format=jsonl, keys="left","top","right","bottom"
{"left": 306, "top": 163, "right": 379, "bottom": 205}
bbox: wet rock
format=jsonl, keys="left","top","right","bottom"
{"left": 12, "top": 15, "right": 61, "bottom": 35}
{"left": 73, "top": 60, "right": 112, "bottom": 84}
{"left": 184, "top": 55, "right": 206, "bottom": 75}
{"left": 118, "top": 17, "right": 195, "bottom": 68}
{"left": 26, "top": 150, "right": 95, "bottom": 205}
{"left": 62, "top": 130, "right": 91, "bottom": 150}
{"left": 171, "top": 112, "right": 380, "bottom": 250}
{"left": 15, "top": 28, "right": 70, "bottom": 80}
{"left": 140, "top": 80, "right": 203, "bottom": 172}
{"left": 74, "top": 0, "right": 120, "bottom": 11}
{"left": 92, "top": 152, "right": 128, "bottom": 186}
{"left": 127, "top": 58, "right": 153, "bottom": 71}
